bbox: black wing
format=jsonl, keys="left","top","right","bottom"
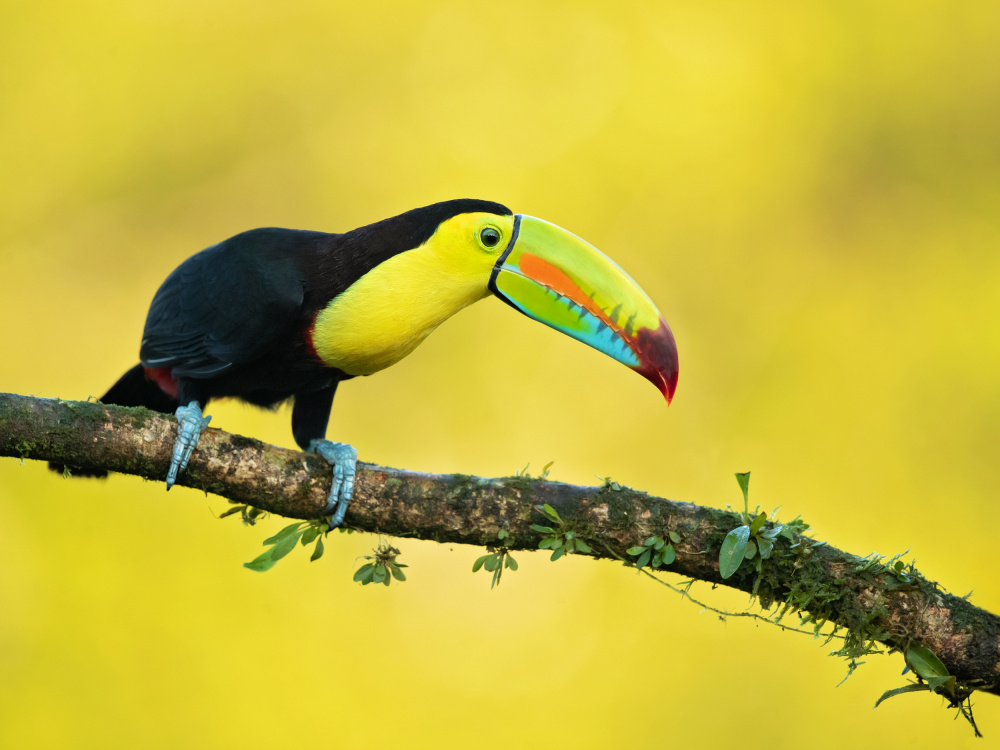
{"left": 139, "top": 228, "right": 326, "bottom": 377}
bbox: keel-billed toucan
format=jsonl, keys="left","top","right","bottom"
{"left": 51, "top": 200, "right": 679, "bottom": 527}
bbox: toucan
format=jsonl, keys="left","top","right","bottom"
{"left": 51, "top": 199, "right": 678, "bottom": 527}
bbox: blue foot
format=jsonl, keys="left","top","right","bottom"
{"left": 166, "top": 401, "right": 211, "bottom": 490}
{"left": 310, "top": 439, "right": 357, "bottom": 529}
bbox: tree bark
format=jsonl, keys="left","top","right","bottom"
{"left": 2, "top": 391, "right": 998, "bottom": 699}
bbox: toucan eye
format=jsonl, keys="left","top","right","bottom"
{"left": 480, "top": 227, "right": 501, "bottom": 248}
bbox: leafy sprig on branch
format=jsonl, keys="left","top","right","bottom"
{"left": 473, "top": 529, "right": 518, "bottom": 588}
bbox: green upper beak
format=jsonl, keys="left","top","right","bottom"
{"left": 489, "top": 215, "right": 679, "bottom": 402}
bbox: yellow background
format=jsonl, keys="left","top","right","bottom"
{"left": 2, "top": 1, "right": 999, "bottom": 747}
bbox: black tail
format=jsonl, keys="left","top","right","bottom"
{"left": 99, "top": 364, "right": 179, "bottom": 412}
{"left": 49, "top": 364, "right": 179, "bottom": 478}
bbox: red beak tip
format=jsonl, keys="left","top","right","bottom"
{"left": 663, "top": 373, "right": 678, "bottom": 405}
{"left": 633, "top": 322, "right": 678, "bottom": 405}
{"left": 637, "top": 365, "right": 678, "bottom": 404}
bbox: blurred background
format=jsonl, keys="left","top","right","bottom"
{"left": 2, "top": 1, "right": 999, "bottom": 747}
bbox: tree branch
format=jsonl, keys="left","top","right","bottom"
{"left": 2, "top": 391, "right": 998, "bottom": 699}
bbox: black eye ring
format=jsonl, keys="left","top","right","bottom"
{"left": 480, "top": 227, "right": 501, "bottom": 248}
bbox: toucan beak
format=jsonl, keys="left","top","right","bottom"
{"left": 489, "top": 215, "right": 679, "bottom": 402}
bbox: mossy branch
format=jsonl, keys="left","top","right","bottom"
{"left": 2, "top": 391, "right": 998, "bottom": 699}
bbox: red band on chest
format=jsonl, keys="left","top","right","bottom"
{"left": 305, "top": 314, "right": 322, "bottom": 362}
{"left": 144, "top": 367, "right": 178, "bottom": 399}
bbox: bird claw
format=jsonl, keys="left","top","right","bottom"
{"left": 166, "top": 401, "right": 211, "bottom": 490}
{"left": 310, "top": 439, "right": 357, "bottom": 529}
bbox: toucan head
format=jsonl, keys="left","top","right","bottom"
{"left": 424, "top": 201, "right": 678, "bottom": 402}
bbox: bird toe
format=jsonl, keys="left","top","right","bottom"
{"left": 167, "top": 401, "right": 211, "bottom": 489}
{"left": 310, "top": 439, "right": 357, "bottom": 529}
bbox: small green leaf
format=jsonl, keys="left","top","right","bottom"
{"left": 274, "top": 528, "right": 304, "bottom": 557}
{"left": 637, "top": 550, "right": 651, "bottom": 568}
{"left": 757, "top": 537, "right": 773, "bottom": 559}
{"left": 874, "top": 683, "right": 928, "bottom": 708}
{"left": 749, "top": 512, "right": 767, "bottom": 536}
{"left": 652, "top": 549, "right": 665, "bottom": 567}
{"left": 661, "top": 544, "right": 676, "bottom": 565}
{"left": 353, "top": 563, "right": 374, "bottom": 582}
{"left": 645, "top": 536, "right": 659, "bottom": 547}
{"left": 301, "top": 526, "right": 320, "bottom": 545}
{"left": 565, "top": 531, "right": 577, "bottom": 540}
{"left": 531, "top": 525, "right": 555, "bottom": 534}
{"left": 575, "top": 540, "right": 592, "bottom": 554}
{"left": 310, "top": 536, "right": 325, "bottom": 562}
{"left": 219, "top": 506, "right": 244, "bottom": 519}
{"left": 506, "top": 556, "right": 518, "bottom": 571}
{"left": 668, "top": 530, "right": 681, "bottom": 544}
{"left": 744, "top": 540, "right": 757, "bottom": 560}
{"left": 542, "top": 504, "right": 562, "bottom": 523}
{"left": 927, "top": 675, "right": 958, "bottom": 695}
{"left": 653, "top": 539, "right": 665, "bottom": 550}
{"left": 498, "top": 529, "right": 509, "bottom": 540}
{"left": 626, "top": 546, "right": 647, "bottom": 556}
{"left": 243, "top": 548, "right": 278, "bottom": 573}
{"left": 894, "top": 560, "right": 904, "bottom": 571}
{"left": 719, "top": 525, "right": 751, "bottom": 579}
{"left": 539, "top": 537, "right": 557, "bottom": 550}
{"left": 262, "top": 522, "right": 304, "bottom": 546}
{"left": 390, "top": 564, "right": 407, "bottom": 582}
{"left": 484, "top": 554, "right": 499, "bottom": 572}
{"left": 541, "top": 460, "right": 554, "bottom": 478}
{"left": 906, "top": 645, "right": 950, "bottom": 681}
{"left": 372, "top": 565, "right": 387, "bottom": 583}
{"left": 735, "top": 472, "right": 750, "bottom": 503}
{"left": 550, "top": 546, "right": 566, "bottom": 562}
{"left": 473, "top": 555, "right": 489, "bottom": 572}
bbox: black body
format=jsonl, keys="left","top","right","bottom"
{"left": 50, "top": 199, "right": 511, "bottom": 477}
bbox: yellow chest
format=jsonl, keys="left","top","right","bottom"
{"left": 310, "top": 247, "right": 490, "bottom": 376}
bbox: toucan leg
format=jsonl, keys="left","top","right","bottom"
{"left": 310, "top": 439, "right": 357, "bottom": 529}
{"left": 166, "top": 401, "right": 212, "bottom": 490}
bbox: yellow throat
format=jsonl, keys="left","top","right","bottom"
{"left": 310, "top": 211, "right": 514, "bottom": 376}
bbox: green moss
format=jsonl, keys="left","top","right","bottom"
{"left": 597, "top": 481, "right": 647, "bottom": 530}
{"left": 201, "top": 480, "right": 229, "bottom": 497}
{"left": 14, "top": 439, "right": 35, "bottom": 458}
{"left": 128, "top": 406, "right": 153, "bottom": 430}
{"left": 502, "top": 474, "right": 534, "bottom": 496}
{"left": 445, "top": 474, "right": 481, "bottom": 507}
{"left": 743, "top": 544, "right": 909, "bottom": 675}
{"left": 70, "top": 399, "right": 113, "bottom": 430}
{"left": 949, "top": 593, "right": 986, "bottom": 635}
{"left": 294, "top": 478, "right": 314, "bottom": 500}
{"left": 605, "top": 495, "right": 634, "bottom": 528}
{"left": 384, "top": 477, "right": 403, "bottom": 489}
{"left": 0, "top": 398, "right": 14, "bottom": 425}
